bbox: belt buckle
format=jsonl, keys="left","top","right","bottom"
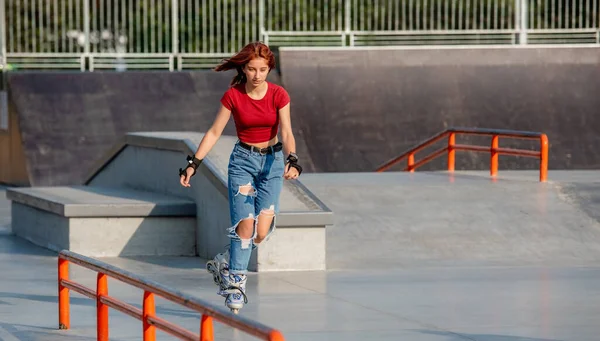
{"left": 259, "top": 147, "right": 268, "bottom": 155}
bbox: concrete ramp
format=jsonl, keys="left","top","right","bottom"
{"left": 299, "top": 170, "right": 600, "bottom": 270}
{"left": 278, "top": 46, "right": 600, "bottom": 173}
{"left": 82, "top": 131, "right": 333, "bottom": 271}
{"left": 3, "top": 70, "right": 314, "bottom": 186}
{"left": 5, "top": 71, "right": 236, "bottom": 186}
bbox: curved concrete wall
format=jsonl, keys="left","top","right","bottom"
{"left": 279, "top": 45, "right": 600, "bottom": 173}
{"left": 5, "top": 70, "right": 316, "bottom": 187}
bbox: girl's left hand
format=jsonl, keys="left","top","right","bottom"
{"left": 284, "top": 163, "right": 299, "bottom": 180}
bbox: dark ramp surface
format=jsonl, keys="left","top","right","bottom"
{"left": 279, "top": 46, "right": 600, "bottom": 173}
{"left": 8, "top": 71, "right": 311, "bottom": 186}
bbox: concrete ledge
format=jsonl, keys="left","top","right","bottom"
{"left": 6, "top": 186, "right": 196, "bottom": 217}
{"left": 7, "top": 186, "right": 197, "bottom": 257}
{"left": 255, "top": 227, "right": 326, "bottom": 271}
{"left": 84, "top": 132, "right": 333, "bottom": 271}
{"left": 85, "top": 132, "right": 335, "bottom": 226}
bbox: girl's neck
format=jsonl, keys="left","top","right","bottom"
{"left": 245, "top": 81, "right": 267, "bottom": 95}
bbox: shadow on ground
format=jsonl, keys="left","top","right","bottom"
{"left": 414, "top": 329, "right": 563, "bottom": 341}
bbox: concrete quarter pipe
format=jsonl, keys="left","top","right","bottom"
{"left": 278, "top": 46, "right": 600, "bottom": 173}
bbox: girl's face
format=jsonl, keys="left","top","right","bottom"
{"left": 243, "top": 57, "right": 270, "bottom": 87}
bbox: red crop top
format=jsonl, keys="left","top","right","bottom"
{"left": 220, "top": 82, "right": 291, "bottom": 143}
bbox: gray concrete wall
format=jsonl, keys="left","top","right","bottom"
{"left": 11, "top": 202, "right": 196, "bottom": 257}
{"left": 11, "top": 202, "right": 68, "bottom": 252}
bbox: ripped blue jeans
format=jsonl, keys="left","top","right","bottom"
{"left": 227, "top": 141, "right": 285, "bottom": 275}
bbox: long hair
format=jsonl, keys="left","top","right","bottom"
{"left": 214, "top": 41, "right": 276, "bottom": 86}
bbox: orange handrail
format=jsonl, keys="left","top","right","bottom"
{"left": 57, "top": 250, "right": 285, "bottom": 341}
{"left": 375, "top": 127, "right": 549, "bottom": 182}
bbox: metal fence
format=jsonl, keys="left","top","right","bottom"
{"left": 0, "top": 0, "right": 599, "bottom": 71}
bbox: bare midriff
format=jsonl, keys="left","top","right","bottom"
{"left": 243, "top": 136, "right": 279, "bottom": 149}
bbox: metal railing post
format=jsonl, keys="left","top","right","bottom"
{"left": 516, "top": 0, "right": 528, "bottom": 45}
{"left": 83, "top": 0, "right": 90, "bottom": 70}
{"left": 447, "top": 132, "right": 456, "bottom": 172}
{"left": 171, "top": 0, "right": 178, "bottom": 70}
{"left": 97, "top": 273, "right": 109, "bottom": 341}
{"left": 490, "top": 135, "right": 499, "bottom": 177}
{"left": 259, "top": 0, "right": 265, "bottom": 42}
{"left": 143, "top": 291, "right": 156, "bottom": 341}
{"left": 344, "top": 0, "right": 351, "bottom": 46}
{"left": 540, "top": 134, "right": 549, "bottom": 182}
{"left": 408, "top": 153, "right": 415, "bottom": 172}
{"left": 0, "top": 0, "right": 6, "bottom": 71}
{"left": 521, "top": 0, "right": 528, "bottom": 45}
{"left": 269, "top": 330, "right": 286, "bottom": 341}
{"left": 200, "top": 314, "right": 214, "bottom": 341}
{"left": 58, "top": 258, "right": 70, "bottom": 330}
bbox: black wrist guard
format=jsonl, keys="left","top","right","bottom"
{"left": 288, "top": 162, "right": 303, "bottom": 175}
{"left": 179, "top": 155, "right": 203, "bottom": 178}
{"left": 286, "top": 153, "right": 302, "bottom": 176}
{"left": 286, "top": 153, "right": 298, "bottom": 164}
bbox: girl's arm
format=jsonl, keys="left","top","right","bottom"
{"left": 193, "top": 104, "right": 232, "bottom": 160}
{"left": 278, "top": 103, "right": 301, "bottom": 179}
{"left": 278, "top": 103, "right": 296, "bottom": 158}
{"left": 180, "top": 104, "right": 231, "bottom": 187}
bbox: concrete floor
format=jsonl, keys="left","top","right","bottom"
{"left": 299, "top": 170, "right": 600, "bottom": 269}
{"left": 2, "top": 235, "right": 600, "bottom": 341}
{"left": 1, "top": 171, "right": 600, "bottom": 341}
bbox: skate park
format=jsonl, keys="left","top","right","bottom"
{"left": 1, "top": 43, "right": 600, "bottom": 340}
{"left": 2, "top": 1, "right": 600, "bottom": 339}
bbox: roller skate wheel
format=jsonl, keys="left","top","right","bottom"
{"left": 230, "top": 308, "right": 239, "bottom": 314}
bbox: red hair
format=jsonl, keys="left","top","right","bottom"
{"left": 214, "top": 41, "right": 276, "bottom": 86}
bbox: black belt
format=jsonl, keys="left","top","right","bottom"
{"left": 238, "top": 141, "right": 283, "bottom": 154}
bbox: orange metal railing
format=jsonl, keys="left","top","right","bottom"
{"left": 57, "top": 250, "right": 285, "bottom": 341}
{"left": 375, "top": 127, "right": 549, "bottom": 182}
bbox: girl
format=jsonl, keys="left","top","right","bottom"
{"left": 178, "top": 41, "right": 302, "bottom": 313}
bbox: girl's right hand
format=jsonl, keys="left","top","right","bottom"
{"left": 180, "top": 167, "right": 196, "bottom": 187}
